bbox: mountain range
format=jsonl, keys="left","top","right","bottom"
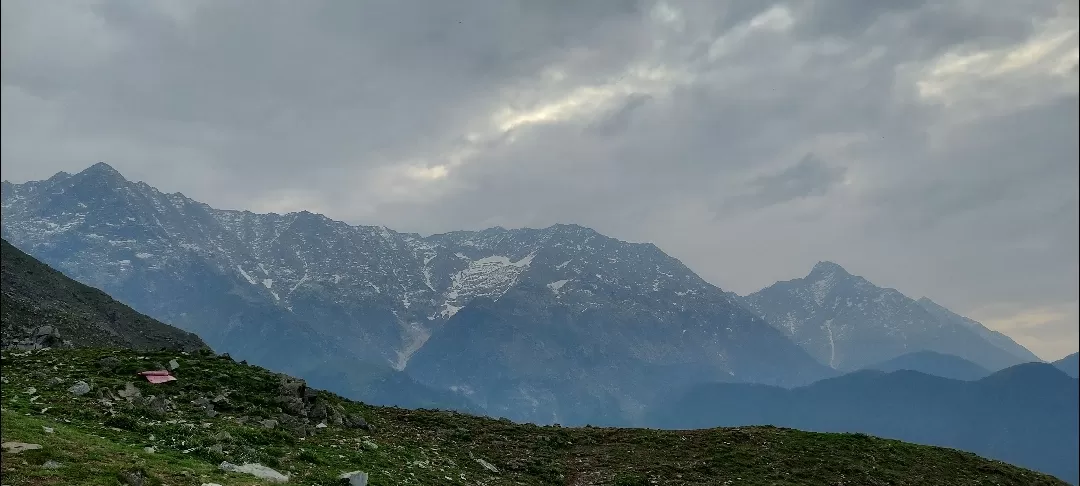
{"left": 863, "top": 350, "right": 991, "bottom": 381}
{"left": 647, "top": 363, "right": 1080, "bottom": 484}
{"left": 2, "top": 163, "right": 828, "bottom": 425}
{"left": 0, "top": 163, "right": 1056, "bottom": 425}
{"left": 3, "top": 162, "right": 1076, "bottom": 482}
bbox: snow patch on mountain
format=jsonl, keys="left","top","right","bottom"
{"left": 395, "top": 322, "right": 432, "bottom": 371}
{"left": 547, "top": 279, "right": 571, "bottom": 296}
{"left": 237, "top": 266, "right": 257, "bottom": 285}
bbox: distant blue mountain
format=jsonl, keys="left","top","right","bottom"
{"left": 864, "top": 350, "right": 991, "bottom": 381}
{"left": 648, "top": 362, "right": 1079, "bottom": 484}
{"left": 1055, "top": 352, "right": 1079, "bottom": 378}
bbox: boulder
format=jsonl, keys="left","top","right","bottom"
{"left": 219, "top": 462, "right": 288, "bottom": 483}
{"left": 31, "top": 325, "right": 62, "bottom": 348}
{"left": 68, "top": 381, "right": 91, "bottom": 396}
{"left": 338, "top": 470, "right": 369, "bottom": 486}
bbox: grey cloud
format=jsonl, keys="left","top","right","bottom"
{"left": 587, "top": 93, "right": 653, "bottom": 137}
{"left": 2, "top": 0, "right": 1076, "bottom": 357}
{"left": 718, "top": 154, "right": 847, "bottom": 214}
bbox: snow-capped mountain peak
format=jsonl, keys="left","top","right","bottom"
{"left": 744, "top": 261, "right": 1039, "bottom": 371}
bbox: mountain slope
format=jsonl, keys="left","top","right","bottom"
{"left": 917, "top": 297, "right": 1041, "bottom": 365}
{"left": 864, "top": 350, "right": 991, "bottom": 381}
{"left": 1, "top": 237, "right": 206, "bottom": 352}
{"left": 1, "top": 347, "right": 1067, "bottom": 486}
{"left": 1055, "top": 352, "right": 1080, "bottom": 378}
{"left": 743, "top": 262, "right": 1033, "bottom": 371}
{"left": 2, "top": 163, "right": 829, "bottom": 425}
{"left": 648, "top": 363, "right": 1079, "bottom": 484}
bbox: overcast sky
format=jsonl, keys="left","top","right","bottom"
{"left": 2, "top": 0, "right": 1077, "bottom": 359}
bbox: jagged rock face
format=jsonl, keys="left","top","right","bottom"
{"left": 743, "top": 262, "right": 1035, "bottom": 372}
{"left": 2, "top": 163, "right": 828, "bottom": 424}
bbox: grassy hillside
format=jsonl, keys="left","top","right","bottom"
{"left": 1, "top": 238, "right": 206, "bottom": 351}
{"left": 1, "top": 348, "right": 1065, "bottom": 486}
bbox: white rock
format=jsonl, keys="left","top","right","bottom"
{"left": 42, "top": 426, "right": 54, "bottom": 434}
{"left": 475, "top": 457, "right": 499, "bottom": 473}
{"left": 144, "top": 446, "right": 156, "bottom": 453}
{"left": 2, "top": 442, "right": 42, "bottom": 454}
{"left": 338, "top": 470, "right": 369, "bottom": 486}
{"left": 169, "top": 359, "right": 180, "bottom": 370}
{"left": 219, "top": 462, "right": 289, "bottom": 483}
{"left": 315, "top": 422, "right": 327, "bottom": 429}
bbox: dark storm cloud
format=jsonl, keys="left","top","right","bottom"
{"left": 2, "top": 0, "right": 1076, "bottom": 358}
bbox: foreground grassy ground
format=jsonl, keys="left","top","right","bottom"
{"left": 1, "top": 348, "right": 1066, "bottom": 485}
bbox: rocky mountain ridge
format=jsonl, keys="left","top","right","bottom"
{"left": 742, "top": 261, "right": 1039, "bottom": 371}
{"left": 2, "top": 163, "right": 826, "bottom": 424}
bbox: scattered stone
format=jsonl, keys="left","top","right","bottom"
{"left": 1, "top": 442, "right": 42, "bottom": 454}
{"left": 99, "top": 356, "right": 121, "bottom": 371}
{"left": 47, "top": 377, "right": 64, "bottom": 387}
{"left": 208, "top": 443, "right": 224, "bottom": 455}
{"left": 212, "top": 431, "right": 233, "bottom": 442}
{"left": 42, "top": 426, "right": 54, "bottom": 434}
{"left": 146, "top": 396, "right": 170, "bottom": 415}
{"left": 362, "top": 439, "right": 378, "bottom": 451}
{"left": 143, "top": 446, "right": 156, "bottom": 454}
{"left": 345, "top": 414, "right": 373, "bottom": 431}
{"left": 119, "top": 469, "right": 146, "bottom": 486}
{"left": 1, "top": 376, "right": 7, "bottom": 384}
{"left": 279, "top": 378, "right": 306, "bottom": 398}
{"left": 168, "top": 359, "right": 180, "bottom": 370}
{"left": 117, "top": 382, "right": 141, "bottom": 400}
{"left": 219, "top": 462, "right": 288, "bottom": 483}
{"left": 279, "top": 396, "right": 306, "bottom": 416}
{"left": 475, "top": 457, "right": 499, "bottom": 473}
{"left": 42, "top": 460, "right": 62, "bottom": 470}
{"left": 68, "top": 381, "right": 90, "bottom": 396}
{"left": 310, "top": 400, "right": 329, "bottom": 420}
{"left": 316, "top": 422, "right": 327, "bottom": 429}
{"left": 201, "top": 484, "right": 224, "bottom": 486}
{"left": 25, "top": 387, "right": 37, "bottom": 395}
{"left": 338, "top": 470, "right": 369, "bottom": 486}
{"left": 260, "top": 419, "right": 278, "bottom": 429}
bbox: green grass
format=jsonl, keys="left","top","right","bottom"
{"left": 1, "top": 348, "right": 1067, "bottom": 485}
